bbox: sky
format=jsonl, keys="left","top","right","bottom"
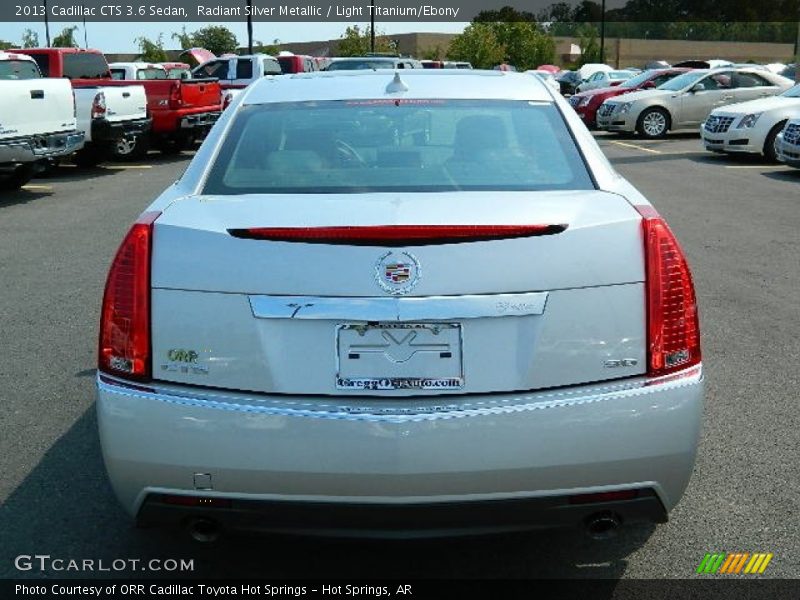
{"left": 0, "top": 21, "right": 468, "bottom": 52}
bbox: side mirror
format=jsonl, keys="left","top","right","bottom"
{"left": 691, "top": 83, "right": 706, "bottom": 93}
{"left": 642, "top": 81, "right": 656, "bottom": 89}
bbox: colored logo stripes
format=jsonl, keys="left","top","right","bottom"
{"left": 697, "top": 552, "right": 773, "bottom": 574}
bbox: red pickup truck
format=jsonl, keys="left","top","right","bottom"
{"left": 18, "top": 48, "right": 222, "bottom": 159}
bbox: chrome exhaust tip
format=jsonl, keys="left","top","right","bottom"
{"left": 584, "top": 511, "right": 622, "bottom": 540}
{"left": 186, "top": 517, "right": 221, "bottom": 543}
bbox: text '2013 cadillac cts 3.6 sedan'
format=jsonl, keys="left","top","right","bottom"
{"left": 96, "top": 70, "right": 704, "bottom": 541}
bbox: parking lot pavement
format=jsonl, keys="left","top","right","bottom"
{"left": 1, "top": 141, "right": 798, "bottom": 579}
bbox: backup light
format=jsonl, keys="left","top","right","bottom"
{"left": 98, "top": 211, "right": 160, "bottom": 381}
{"left": 635, "top": 205, "right": 701, "bottom": 377}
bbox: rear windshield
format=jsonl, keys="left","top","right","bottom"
{"left": 326, "top": 60, "right": 398, "bottom": 71}
{"left": 63, "top": 53, "right": 109, "bottom": 79}
{"left": 136, "top": 67, "right": 167, "bottom": 79}
{"left": 203, "top": 100, "right": 594, "bottom": 194}
{"left": 0, "top": 59, "right": 41, "bottom": 79}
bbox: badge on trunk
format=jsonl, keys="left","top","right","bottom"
{"left": 375, "top": 251, "right": 421, "bottom": 295}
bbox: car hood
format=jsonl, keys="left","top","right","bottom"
{"left": 575, "top": 85, "right": 637, "bottom": 99}
{"left": 604, "top": 89, "right": 672, "bottom": 104}
{"left": 711, "top": 95, "right": 800, "bottom": 116}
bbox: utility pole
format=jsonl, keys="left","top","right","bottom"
{"left": 247, "top": 0, "right": 253, "bottom": 54}
{"left": 43, "top": 0, "right": 50, "bottom": 46}
{"left": 370, "top": 0, "right": 375, "bottom": 53}
{"left": 600, "top": 0, "right": 606, "bottom": 63}
{"left": 82, "top": 2, "right": 88, "bottom": 48}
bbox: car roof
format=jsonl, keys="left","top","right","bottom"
{"left": 0, "top": 51, "right": 37, "bottom": 63}
{"left": 241, "top": 70, "right": 553, "bottom": 105}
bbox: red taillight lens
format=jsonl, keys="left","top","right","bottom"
{"left": 91, "top": 91, "right": 106, "bottom": 119}
{"left": 169, "top": 82, "right": 183, "bottom": 108}
{"left": 98, "top": 211, "right": 160, "bottom": 381}
{"left": 222, "top": 91, "right": 233, "bottom": 111}
{"left": 636, "top": 205, "right": 701, "bottom": 377}
{"left": 228, "top": 224, "right": 568, "bottom": 246}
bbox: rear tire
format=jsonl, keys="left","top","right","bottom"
{"left": 0, "top": 164, "right": 36, "bottom": 191}
{"left": 762, "top": 120, "right": 787, "bottom": 163}
{"left": 636, "top": 107, "right": 670, "bottom": 139}
{"left": 74, "top": 145, "right": 104, "bottom": 168}
{"left": 111, "top": 134, "right": 149, "bottom": 161}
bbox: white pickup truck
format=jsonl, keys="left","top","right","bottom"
{"left": 191, "top": 53, "right": 282, "bottom": 108}
{"left": 16, "top": 48, "right": 151, "bottom": 167}
{"left": 0, "top": 51, "right": 84, "bottom": 190}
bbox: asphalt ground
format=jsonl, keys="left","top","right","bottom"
{"left": 0, "top": 135, "right": 798, "bottom": 580}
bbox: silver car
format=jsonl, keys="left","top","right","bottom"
{"left": 96, "top": 71, "right": 704, "bottom": 541}
{"left": 597, "top": 68, "right": 794, "bottom": 138}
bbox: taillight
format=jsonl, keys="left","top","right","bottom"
{"left": 222, "top": 91, "right": 233, "bottom": 111}
{"left": 91, "top": 91, "right": 106, "bottom": 119}
{"left": 98, "top": 211, "right": 160, "bottom": 381}
{"left": 636, "top": 205, "right": 701, "bottom": 378}
{"left": 169, "top": 82, "right": 183, "bottom": 108}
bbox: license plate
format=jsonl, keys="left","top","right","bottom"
{"left": 336, "top": 323, "right": 463, "bottom": 391}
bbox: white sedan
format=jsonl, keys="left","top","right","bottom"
{"left": 576, "top": 70, "right": 635, "bottom": 93}
{"left": 525, "top": 69, "right": 561, "bottom": 94}
{"left": 701, "top": 83, "right": 800, "bottom": 160}
{"left": 96, "top": 70, "right": 704, "bottom": 541}
{"left": 776, "top": 118, "right": 800, "bottom": 168}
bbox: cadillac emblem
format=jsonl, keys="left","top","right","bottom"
{"left": 375, "top": 251, "right": 421, "bottom": 295}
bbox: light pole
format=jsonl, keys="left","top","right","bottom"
{"left": 247, "top": 0, "right": 253, "bottom": 54}
{"left": 599, "top": 0, "right": 606, "bottom": 63}
{"left": 43, "top": 0, "right": 50, "bottom": 46}
{"left": 82, "top": 2, "right": 88, "bottom": 48}
{"left": 370, "top": 0, "right": 375, "bottom": 53}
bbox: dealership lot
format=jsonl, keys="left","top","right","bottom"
{"left": 0, "top": 137, "right": 798, "bottom": 578}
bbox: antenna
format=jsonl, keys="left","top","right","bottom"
{"left": 385, "top": 72, "right": 408, "bottom": 94}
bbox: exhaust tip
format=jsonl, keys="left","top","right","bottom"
{"left": 186, "top": 517, "right": 221, "bottom": 543}
{"left": 584, "top": 511, "right": 622, "bottom": 540}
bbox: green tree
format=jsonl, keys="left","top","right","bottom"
{"left": 0, "top": 40, "right": 13, "bottom": 50}
{"left": 21, "top": 29, "right": 39, "bottom": 48}
{"left": 447, "top": 23, "right": 505, "bottom": 69}
{"left": 448, "top": 18, "right": 554, "bottom": 71}
{"left": 576, "top": 23, "right": 603, "bottom": 65}
{"left": 136, "top": 34, "right": 168, "bottom": 62}
{"left": 335, "top": 25, "right": 392, "bottom": 56}
{"left": 171, "top": 26, "right": 193, "bottom": 50}
{"left": 52, "top": 26, "right": 79, "bottom": 48}
{"left": 191, "top": 26, "right": 238, "bottom": 55}
{"left": 254, "top": 38, "right": 282, "bottom": 55}
{"left": 420, "top": 45, "right": 445, "bottom": 61}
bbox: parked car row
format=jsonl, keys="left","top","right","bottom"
{"left": 0, "top": 47, "right": 227, "bottom": 189}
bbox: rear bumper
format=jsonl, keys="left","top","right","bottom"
{"left": 90, "top": 117, "right": 151, "bottom": 144}
{"left": 0, "top": 130, "right": 85, "bottom": 164}
{"left": 151, "top": 110, "right": 221, "bottom": 136}
{"left": 138, "top": 489, "right": 667, "bottom": 538}
{"left": 97, "top": 366, "right": 703, "bottom": 536}
{"left": 776, "top": 134, "right": 800, "bottom": 167}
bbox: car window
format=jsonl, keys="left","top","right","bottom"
{"left": 264, "top": 59, "right": 282, "bottom": 75}
{"left": 0, "top": 59, "right": 41, "bottom": 79}
{"left": 63, "top": 53, "right": 109, "bottom": 79}
{"left": 203, "top": 100, "right": 595, "bottom": 195}
{"left": 236, "top": 60, "right": 253, "bottom": 80}
{"left": 733, "top": 72, "right": 772, "bottom": 88}
{"left": 701, "top": 72, "right": 733, "bottom": 90}
{"left": 136, "top": 68, "right": 167, "bottom": 80}
{"left": 196, "top": 60, "right": 228, "bottom": 79}
{"left": 109, "top": 68, "right": 125, "bottom": 80}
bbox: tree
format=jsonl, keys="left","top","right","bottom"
{"left": 254, "top": 38, "right": 282, "bottom": 55}
{"left": 136, "top": 34, "right": 168, "bottom": 63}
{"left": 447, "top": 23, "right": 505, "bottom": 69}
{"left": 52, "top": 26, "right": 79, "bottom": 48}
{"left": 171, "top": 26, "right": 193, "bottom": 50}
{"left": 0, "top": 40, "right": 13, "bottom": 50}
{"left": 336, "top": 25, "right": 393, "bottom": 56}
{"left": 171, "top": 25, "right": 238, "bottom": 55}
{"left": 421, "top": 45, "right": 445, "bottom": 61}
{"left": 576, "top": 23, "right": 603, "bottom": 65}
{"left": 21, "top": 29, "right": 39, "bottom": 48}
{"left": 191, "top": 26, "right": 238, "bottom": 55}
{"left": 447, "top": 19, "right": 555, "bottom": 71}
